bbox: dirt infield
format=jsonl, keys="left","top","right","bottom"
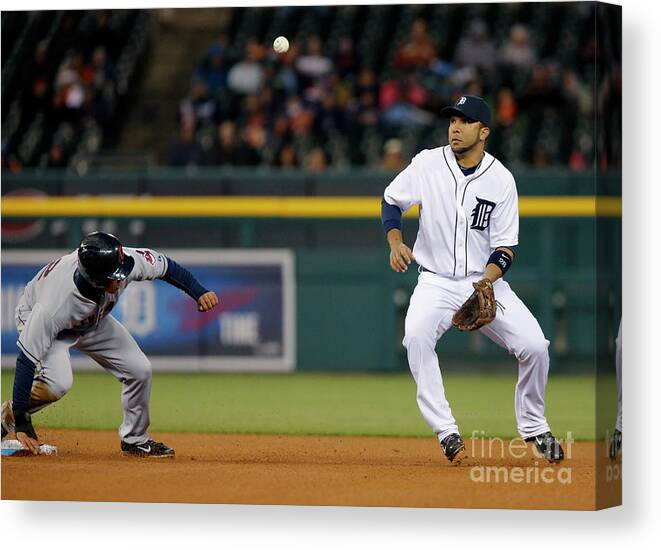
{"left": 1, "top": 429, "right": 621, "bottom": 510}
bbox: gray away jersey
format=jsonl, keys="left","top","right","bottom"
{"left": 383, "top": 145, "right": 519, "bottom": 278}
{"left": 15, "top": 247, "right": 168, "bottom": 365}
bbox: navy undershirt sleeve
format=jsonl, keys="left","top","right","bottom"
{"left": 13, "top": 351, "right": 36, "bottom": 414}
{"left": 162, "top": 257, "right": 209, "bottom": 301}
{"left": 381, "top": 199, "right": 403, "bottom": 234}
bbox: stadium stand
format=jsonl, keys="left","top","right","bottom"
{"left": 1, "top": 10, "right": 150, "bottom": 172}
{"left": 2, "top": 5, "right": 620, "bottom": 172}
{"left": 165, "top": 3, "right": 619, "bottom": 170}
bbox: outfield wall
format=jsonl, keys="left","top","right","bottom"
{"left": 1, "top": 169, "right": 620, "bottom": 373}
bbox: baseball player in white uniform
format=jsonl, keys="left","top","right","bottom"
{"left": 381, "top": 95, "right": 564, "bottom": 463}
{"left": 1, "top": 232, "right": 219, "bottom": 458}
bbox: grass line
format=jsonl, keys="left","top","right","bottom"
{"left": 1, "top": 372, "right": 609, "bottom": 440}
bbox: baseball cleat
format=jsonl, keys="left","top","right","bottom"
{"left": 1, "top": 400, "right": 15, "bottom": 439}
{"left": 440, "top": 433, "right": 465, "bottom": 462}
{"left": 525, "top": 431, "right": 564, "bottom": 463}
{"left": 609, "top": 429, "right": 622, "bottom": 460}
{"left": 121, "top": 439, "right": 175, "bottom": 458}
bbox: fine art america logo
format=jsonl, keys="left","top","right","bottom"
{"left": 468, "top": 431, "right": 574, "bottom": 485}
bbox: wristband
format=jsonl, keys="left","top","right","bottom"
{"left": 487, "top": 249, "right": 513, "bottom": 275}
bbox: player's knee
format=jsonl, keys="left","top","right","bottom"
{"left": 403, "top": 326, "right": 434, "bottom": 350}
{"left": 518, "top": 337, "right": 549, "bottom": 361}
{"left": 130, "top": 356, "right": 152, "bottom": 384}
{"left": 35, "top": 376, "right": 73, "bottom": 403}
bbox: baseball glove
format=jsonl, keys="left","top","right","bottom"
{"left": 452, "top": 278, "right": 497, "bottom": 331}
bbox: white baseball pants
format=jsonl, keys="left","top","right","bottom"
{"left": 17, "top": 314, "right": 153, "bottom": 445}
{"left": 404, "top": 271, "right": 552, "bottom": 442}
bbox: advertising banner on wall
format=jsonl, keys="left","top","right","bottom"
{"left": 1, "top": 250, "right": 296, "bottom": 372}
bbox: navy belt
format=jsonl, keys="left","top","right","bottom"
{"left": 420, "top": 266, "right": 437, "bottom": 274}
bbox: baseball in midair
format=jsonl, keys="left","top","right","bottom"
{"left": 273, "top": 36, "right": 290, "bottom": 54}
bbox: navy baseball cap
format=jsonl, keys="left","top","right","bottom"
{"left": 440, "top": 95, "right": 491, "bottom": 127}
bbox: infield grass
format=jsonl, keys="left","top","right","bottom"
{"left": 1, "top": 371, "right": 611, "bottom": 440}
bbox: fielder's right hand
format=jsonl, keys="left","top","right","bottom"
{"left": 390, "top": 242, "right": 415, "bottom": 273}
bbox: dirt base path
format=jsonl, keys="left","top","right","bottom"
{"left": 1, "top": 429, "right": 621, "bottom": 510}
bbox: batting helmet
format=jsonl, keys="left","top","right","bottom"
{"left": 77, "top": 231, "right": 135, "bottom": 288}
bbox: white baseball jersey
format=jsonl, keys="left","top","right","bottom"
{"left": 15, "top": 247, "right": 168, "bottom": 365}
{"left": 383, "top": 145, "right": 519, "bottom": 278}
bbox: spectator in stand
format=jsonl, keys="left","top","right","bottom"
{"left": 179, "top": 81, "right": 221, "bottom": 129}
{"left": 316, "top": 89, "right": 345, "bottom": 134}
{"left": 227, "top": 38, "right": 265, "bottom": 95}
{"left": 380, "top": 77, "right": 403, "bottom": 111}
{"left": 1, "top": 146, "right": 23, "bottom": 174}
{"left": 196, "top": 36, "right": 229, "bottom": 95}
{"left": 302, "top": 80, "right": 325, "bottom": 119}
{"left": 498, "top": 24, "right": 537, "bottom": 69}
{"left": 568, "top": 133, "right": 591, "bottom": 172}
{"left": 267, "top": 114, "right": 293, "bottom": 156}
{"left": 394, "top": 18, "right": 438, "bottom": 70}
{"left": 55, "top": 52, "right": 82, "bottom": 90}
{"left": 561, "top": 70, "right": 592, "bottom": 116}
{"left": 168, "top": 119, "right": 203, "bottom": 166}
{"left": 273, "top": 42, "right": 300, "bottom": 98}
{"left": 296, "top": 35, "right": 333, "bottom": 86}
{"left": 258, "top": 86, "right": 277, "bottom": 119}
{"left": 27, "top": 75, "right": 51, "bottom": 117}
{"left": 334, "top": 36, "right": 360, "bottom": 79}
{"left": 73, "top": 52, "right": 96, "bottom": 86}
{"left": 90, "top": 47, "right": 115, "bottom": 91}
{"left": 80, "top": 47, "right": 117, "bottom": 126}
{"left": 286, "top": 96, "right": 316, "bottom": 138}
{"left": 58, "top": 67, "right": 86, "bottom": 123}
{"left": 25, "top": 42, "right": 52, "bottom": 119}
{"left": 327, "top": 73, "right": 352, "bottom": 109}
{"left": 84, "top": 11, "right": 116, "bottom": 58}
{"left": 453, "top": 19, "right": 496, "bottom": 72}
{"left": 236, "top": 125, "right": 266, "bottom": 166}
{"left": 211, "top": 121, "right": 240, "bottom": 166}
{"left": 465, "top": 78, "right": 485, "bottom": 97}
{"left": 83, "top": 83, "right": 112, "bottom": 126}
{"left": 32, "top": 40, "right": 50, "bottom": 75}
{"left": 379, "top": 73, "right": 433, "bottom": 128}
{"left": 379, "top": 73, "right": 427, "bottom": 111}
{"left": 54, "top": 51, "right": 99, "bottom": 123}
{"left": 381, "top": 138, "right": 406, "bottom": 171}
{"left": 46, "top": 142, "right": 68, "bottom": 168}
{"left": 353, "top": 90, "right": 379, "bottom": 129}
{"left": 356, "top": 67, "right": 378, "bottom": 98}
{"left": 304, "top": 146, "right": 328, "bottom": 173}
{"left": 276, "top": 144, "right": 299, "bottom": 168}
{"left": 533, "top": 145, "right": 550, "bottom": 168}
{"left": 520, "top": 64, "right": 563, "bottom": 116}
{"left": 496, "top": 87, "right": 517, "bottom": 127}
{"left": 237, "top": 94, "right": 267, "bottom": 130}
